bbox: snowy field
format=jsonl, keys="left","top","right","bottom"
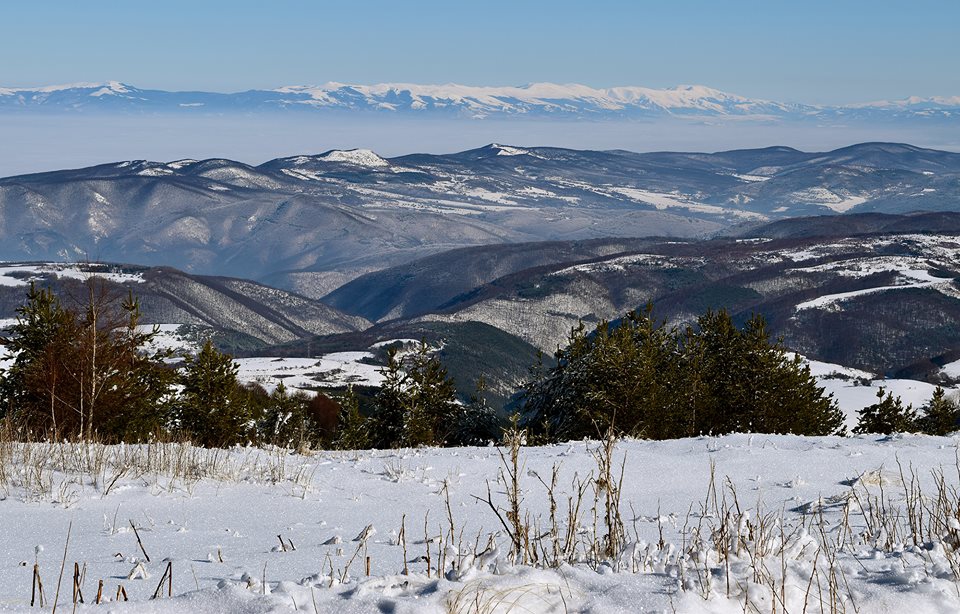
{"left": 804, "top": 357, "right": 947, "bottom": 431}
{"left": 2, "top": 434, "right": 960, "bottom": 612}
{"left": 233, "top": 353, "right": 385, "bottom": 393}
{"left": 0, "top": 263, "right": 145, "bottom": 287}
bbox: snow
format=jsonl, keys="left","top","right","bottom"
{"left": 137, "top": 167, "right": 176, "bottom": 177}
{"left": 792, "top": 255, "right": 940, "bottom": 278}
{"left": 795, "top": 268, "right": 951, "bottom": 311}
{"left": 803, "top": 356, "right": 945, "bottom": 430}
{"left": 369, "top": 339, "right": 419, "bottom": 349}
{"left": 551, "top": 253, "right": 698, "bottom": 276}
{"left": 6, "top": 81, "right": 958, "bottom": 122}
{"left": 606, "top": 187, "right": 767, "bottom": 220}
{"left": 2, "top": 433, "right": 960, "bottom": 612}
{"left": 137, "top": 324, "right": 204, "bottom": 357}
{"left": 0, "top": 263, "right": 145, "bottom": 287}
{"left": 89, "top": 82, "right": 131, "bottom": 97}
{"left": 165, "top": 159, "right": 198, "bottom": 170}
{"left": 234, "top": 352, "right": 385, "bottom": 393}
{"left": 280, "top": 168, "right": 324, "bottom": 181}
{"left": 194, "top": 166, "right": 282, "bottom": 190}
{"left": 729, "top": 173, "right": 770, "bottom": 183}
{"left": 490, "top": 144, "right": 540, "bottom": 158}
{"left": 787, "top": 188, "right": 868, "bottom": 213}
{"left": 0, "top": 81, "right": 125, "bottom": 94}
{"left": 272, "top": 81, "right": 794, "bottom": 117}
{"left": 0, "top": 265, "right": 36, "bottom": 286}
{"left": 772, "top": 234, "right": 960, "bottom": 269}
{"left": 455, "top": 186, "right": 518, "bottom": 206}
{"left": 939, "top": 358, "right": 960, "bottom": 380}
{"left": 516, "top": 186, "right": 558, "bottom": 198}
{"left": 316, "top": 149, "right": 389, "bottom": 168}
{"left": 849, "top": 95, "right": 960, "bottom": 109}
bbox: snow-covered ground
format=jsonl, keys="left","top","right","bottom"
{"left": 0, "top": 263, "right": 145, "bottom": 287}
{"left": 795, "top": 268, "right": 953, "bottom": 311}
{"left": 805, "top": 357, "right": 946, "bottom": 430}
{"left": 234, "top": 353, "right": 385, "bottom": 393}
{"left": 605, "top": 187, "right": 767, "bottom": 220}
{"left": 2, "top": 434, "right": 960, "bottom": 612}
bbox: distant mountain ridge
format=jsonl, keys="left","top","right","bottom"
{"left": 1, "top": 81, "right": 958, "bottom": 121}
{"left": 2, "top": 142, "right": 960, "bottom": 297}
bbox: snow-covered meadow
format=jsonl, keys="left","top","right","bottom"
{"left": 2, "top": 433, "right": 960, "bottom": 612}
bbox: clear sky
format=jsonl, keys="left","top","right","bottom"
{"left": 2, "top": 0, "right": 957, "bottom": 104}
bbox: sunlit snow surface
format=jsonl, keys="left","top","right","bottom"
{"left": 234, "top": 353, "right": 386, "bottom": 392}
{"left": 1, "top": 435, "right": 960, "bottom": 612}
{"left": 0, "top": 263, "right": 145, "bottom": 286}
{"left": 0, "top": 324, "right": 959, "bottom": 610}
{"left": 795, "top": 268, "right": 952, "bottom": 311}
{"left": 802, "top": 356, "right": 943, "bottom": 430}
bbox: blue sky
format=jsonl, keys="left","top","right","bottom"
{"left": 2, "top": 1, "right": 957, "bottom": 104}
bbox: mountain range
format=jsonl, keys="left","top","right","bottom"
{"left": 321, "top": 211, "right": 960, "bottom": 390}
{"left": 2, "top": 142, "right": 959, "bottom": 298}
{"left": 4, "top": 212, "right": 960, "bottom": 407}
{"left": 2, "top": 81, "right": 959, "bottom": 122}
{"left": 4, "top": 142, "right": 960, "bottom": 405}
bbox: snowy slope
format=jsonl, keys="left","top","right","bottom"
{"left": 805, "top": 357, "right": 945, "bottom": 430}
{"left": 2, "top": 434, "right": 960, "bottom": 612}
{"left": 234, "top": 352, "right": 385, "bottom": 393}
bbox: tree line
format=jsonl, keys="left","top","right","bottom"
{"left": 0, "top": 282, "right": 341, "bottom": 447}
{"left": 853, "top": 386, "right": 960, "bottom": 436}
{"left": 0, "top": 280, "right": 490, "bottom": 448}
{"left": 0, "top": 282, "right": 956, "bottom": 448}
{"left": 519, "top": 305, "right": 846, "bottom": 441}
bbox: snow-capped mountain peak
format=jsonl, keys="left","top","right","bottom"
{"left": 0, "top": 81, "right": 957, "bottom": 122}
{"left": 316, "top": 149, "right": 389, "bottom": 167}
{"left": 89, "top": 81, "right": 133, "bottom": 97}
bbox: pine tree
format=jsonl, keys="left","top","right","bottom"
{"left": 520, "top": 320, "right": 597, "bottom": 439}
{"left": 918, "top": 386, "right": 960, "bottom": 435}
{"left": 0, "top": 283, "right": 74, "bottom": 432}
{"left": 520, "top": 306, "right": 843, "bottom": 441}
{"left": 404, "top": 341, "right": 457, "bottom": 446}
{"left": 371, "top": 347, "right": 408, "bottom": 448}
{"left": 82, "top": 289, "right": 176, "bottom": 441}
{"left": 176, "top": 339, "right": 251, "bottom": 447}
{"left": 674, "top": 323, "right": 709, "bottom": 437}
{"left": 853, "top": 388, "right": 918, "bottom": 434}
{"left": 448, "top": 377, "right": 504, "bottom": 446}
{"left": 369, "top": 342, "right": 458, "bottom": 448}
{"left": 0, "top": 281, "right": 174, "bottom": 441}
{"left": 333, "top": 385, "right": 369, "bottom": 450}
{"left": 260, "top": 382, "right": 295, "bottom": 445}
